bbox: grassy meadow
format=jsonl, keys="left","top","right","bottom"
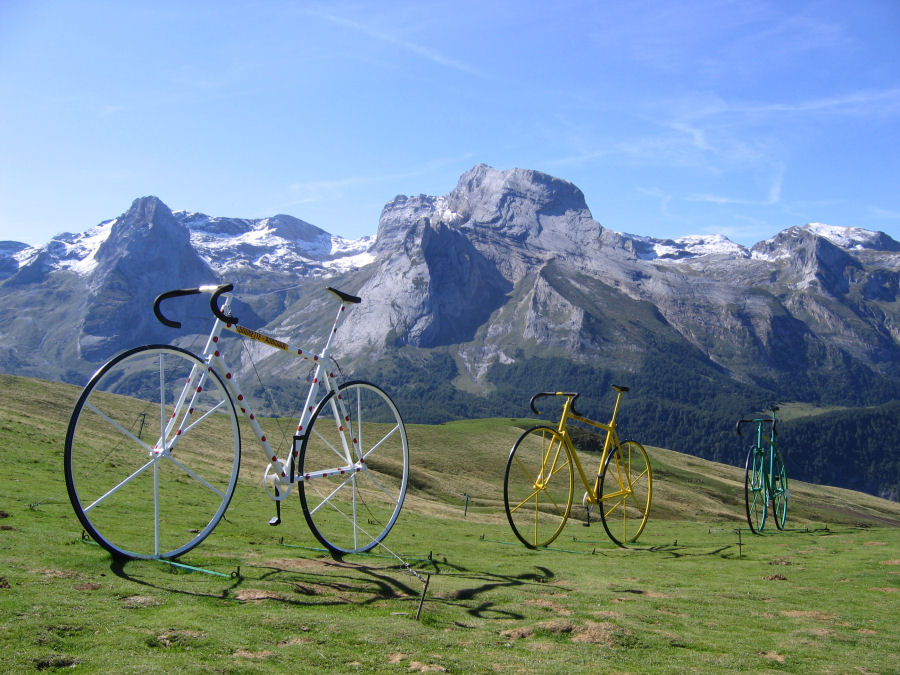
{"left": 2, "top": 373, "right": 899, "bottom": 673}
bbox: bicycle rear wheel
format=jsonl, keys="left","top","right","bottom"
{"left": 744, "top": 446, "right": 767, "bottom": 533}
{"left": 597, "top": 440, "right": 652, "bottom": 547}
{"left": 503, "top": 426, "right": 574, "bottom": 548}
{"left": 64, "top": 345, "right": 241, "bottom": 559}
{"left": 771, "top": 450, "right": 788, "bottom": 530}
{"left": 298, "top": 381, "right": 408, "bottom": 554}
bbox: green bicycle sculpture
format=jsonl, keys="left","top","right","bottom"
{"left": 736, "top": 406, "right": 789, "bottom": 533}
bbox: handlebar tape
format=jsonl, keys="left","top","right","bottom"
{"left": 530, "top": 391, "right": 581, "bottom": 416}
{"left": 153, "top": 283, "right": 236, "bottom": 328}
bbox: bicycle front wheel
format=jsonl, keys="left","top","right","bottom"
{"left": 298, "top": 381, "right": 409, "bottom": 554}
{"left": 744, "top": 446, "right": 767, "bottom": 533}
{"left": 598, "top": 440, "right": 652, "bottom": 547}
{"left": 771, "top": 450, "right": 788, "bottom": 530}
{"left": 64, "top": 345, "right": 241, "bottom": 559}
{"left": 503, "top": 426, "right": 574, "bottom": 548}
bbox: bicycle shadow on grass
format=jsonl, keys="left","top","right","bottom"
{"left": 105, "top": 551, "right": 556, "bottom": 619}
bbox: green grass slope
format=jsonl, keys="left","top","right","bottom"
{"left": 2, "top": 374, "right": 899, "bottom": 673}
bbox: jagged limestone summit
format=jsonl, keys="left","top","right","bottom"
{"left": 2, "top": 165, "right": 898, "bottom": 499}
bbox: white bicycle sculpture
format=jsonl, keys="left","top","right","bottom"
{"left": 64, "top": 283, "right": 409, "bottom": 560}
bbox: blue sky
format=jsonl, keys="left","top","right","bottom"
{"left": 1, "top": 0, "right": 898, "bottom": 247}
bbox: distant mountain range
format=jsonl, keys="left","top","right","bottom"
{"left": 2, "top": 164, "right": 898, "bottom": 500}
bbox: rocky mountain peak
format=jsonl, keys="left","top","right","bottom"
{"left": 94, "top": 196, "right": 191, "bottom": 268}
{"left": 448, "top": 163, "right": 589, "bottom": 219}
{"left": 374, "top": 165, "right": 603, "bottom": 266}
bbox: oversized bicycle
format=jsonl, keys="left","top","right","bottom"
{"left": 64, "top": 283, "right": 409, "bottom": 560}
{"left": 736, "top": 405, "right": 788, "bottom": 533}
{"left": 503, "top": 387, "right": 653, "bottom": 548}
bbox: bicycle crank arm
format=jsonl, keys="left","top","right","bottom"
{"left": 269, "top": 484, "right": 282, "bottom": 526}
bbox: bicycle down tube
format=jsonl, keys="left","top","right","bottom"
{"left": 160, "top": 284, "right": 351, "bottom": 493}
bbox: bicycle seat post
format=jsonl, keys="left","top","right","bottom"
{"left": 609, "top": 385, "right": 629, "bottom": 428}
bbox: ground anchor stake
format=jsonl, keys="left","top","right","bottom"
{"left": 416, "top": 574, "right": 432, "bottom": 621}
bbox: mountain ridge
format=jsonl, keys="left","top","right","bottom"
{"left": 1, "top": 164, "right": 898, "bottom": 500}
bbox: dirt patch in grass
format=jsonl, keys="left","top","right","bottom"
{"left": 501, "top": 619, "right": 625, "bottom": 647}
{"left": 34, "top": 654, "right": 81, "bottom": 670}
{"left": 762, "top": 651, "right": 786, "bottom": 662}
{"left": 121, "top": 595, "right": 160, "bottom": 608}
{"left": 153, "top": 630, "right": 205, "bottom": 647}
{"left": 235, "top": 588, "right": 291, "bottom": 602}
{"left": 387, "top": 653, "right": 447, "bottom": 672}
{"left": 277, "top": 635, "right": 314, "bottom": 647}
{"left": 74, "top": 582, "right": 101, "bottom": 591}
{"left": 408, "top": 662, "right": 448, "bottom": 672}
{"left": 868, "top": 587, "right": 899, "bottom": 593}
{"left": 525, "top": 598, "right": 572, "bottom": 615}
{"left": 30, "top": 568, "right": 78, "bottom": 579}
{"left": 781, "top": 610, "right": 836, "bottom": 621}
{"left": 233, "top": 649, "right": 276, "bottom": 659}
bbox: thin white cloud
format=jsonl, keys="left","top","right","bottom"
{"left": 733, "top": 88, "right": 900, "bottom": 117}
{"left": 285, "top": 153, "right": 477, "bottom": 207}
{"left": 870, "top": 206, "right": 900, "bottom": 220}
{"left": 304, "top": 8, "right": 484, "bottom": 77}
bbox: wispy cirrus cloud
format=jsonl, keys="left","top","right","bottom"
{"left": 728, "top": 87, "right": 900, "bottom": 117}
{"left": 687, "top": 169, "right": 784, "bottom": 207}
{"left": 303, "top": 7, "right": 484, "bottom": 77}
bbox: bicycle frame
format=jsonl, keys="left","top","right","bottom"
{"left": 504, "top": 386, "right": 653, "bottom": 548}
{"left": 737, "top": 406, "right": 786, "bottom": 533}
{"left": 162, "top": 285, "right": 357, "bottom": 499}
{"left": 545, "top": 392, "right": 625, "bottom": 504}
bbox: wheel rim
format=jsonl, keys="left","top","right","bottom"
{"left": 504, "top": 426, "right": 574, "bottom": 548}
{"left": 745, "top": 447, "right": 766, "bottom": 533}
{"left": 64, "top": 346, "right": 240, "bottom": 559}
{"left": 598, "top": 440, "right": 652, "bottom": 547}
{"left": 299, "top": 381, "right": 408, "bottom": 554}
{"left": 771, "top": 452, "right": 788, "bottom": 529}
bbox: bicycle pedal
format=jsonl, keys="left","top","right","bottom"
{"left": 268, "top": 516, "right": 281, "bottom": 526}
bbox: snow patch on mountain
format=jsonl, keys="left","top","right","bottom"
{"left": 176, "top": 211, "right": 374, "bottom": 274}
{"left": 622, "top": 232, "right": 748, "bottom": 261}
{"left": 16, "top": 220, "right": 116, "bottom": 275}
{"left": 804, "top": 223, "right": 884, "bottom": 249}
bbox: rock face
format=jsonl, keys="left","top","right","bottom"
{"left": 2, "top": 163, "right": 899, "bottom": 499}
{"left": 1, "top": 164, "right": 898, "bottom": 404}
{"left": 79, "top": 197, "right": 216, "bottom": 361}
